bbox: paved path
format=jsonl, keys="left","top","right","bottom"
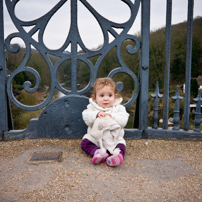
{"left": 0, "top": 139, "right": 202, "bottom": 201}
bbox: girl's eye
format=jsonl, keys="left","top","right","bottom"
{"left": 100, "top": 94, "right": 104, "bottom": 97}
{"left": 109, "top": 94, "right": 112, "bottom": 97}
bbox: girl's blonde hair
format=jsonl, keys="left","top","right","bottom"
{"left": 92, "top": 77, "right": 119, "bottom": 99}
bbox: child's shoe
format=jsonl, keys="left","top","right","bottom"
{"left": 106, "top": 153, "right": 123, "bottom": 167}
{"left": 92, "top": 153, "right": 109, "bottom": 165}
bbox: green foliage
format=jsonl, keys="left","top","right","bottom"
{"left": 77, "top": 60, "right": 90, "bottom": 90}
{"left": 149, "top": 28, "right": 166, "bottom": 88}
{"left": 12, "top": 106, "right": 42, "bottom": 129}
{"left": 191, "top": 78, "right": 199, "bottom": 97}
{"left": 11, "top": 92, "right": 42, "bottom": 129}
{"left": 149, "top": 17, "right": 202, "bottom": 88}
{"left": 27, "top": 51, "right": 51, "bottom": 89}
{"left": 6, "top": 48, "right": 51, "bottom": 91}
{"left": 57, "top": 60, "right": 71, "bottom": 90}
{"left": 170, "top": 37, "right": 186, "bottom": 83}
{"left": 17, "top": 92, "right": 38, "bottom": 106}
{"left": 13, "top": 72, "right": 25, "bottom": 85}
{"left": 192, "top": 36, "right": 202, "bottom": 77}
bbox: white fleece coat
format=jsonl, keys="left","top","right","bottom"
{"left": 82, "top": 97, "right": 129, "bottom": 153}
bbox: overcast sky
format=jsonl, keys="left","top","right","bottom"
{"left": 3, "top": 0, "right": 202, "bottom": 50}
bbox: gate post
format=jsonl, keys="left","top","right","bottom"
{"left": 0, "top": 0, "right": 8, "bottom": 138}
{"left": 139, "top": 0, "right": 150, "bottom": 130}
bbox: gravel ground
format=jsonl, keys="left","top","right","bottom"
{"left": 0, "top": 138, "right": 202, "bottom": 202}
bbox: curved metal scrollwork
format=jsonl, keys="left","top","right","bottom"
{"left": 5, "top": 0, "right": 141, "bottom": 110}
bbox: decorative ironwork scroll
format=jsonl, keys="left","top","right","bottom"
{"left": 5, "top": 0, "right": 140, "bottom": 111}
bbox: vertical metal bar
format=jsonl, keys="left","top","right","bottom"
{"left": 139, "top": 0, "right": 150, "bottom": 130}
{"left": 0, "top": 0, "right": 8, "bottom": 136}
{"left": 163, "top": 0, "right": 172, "bottom": 129}
{"left": 183, "top": 0, "right": 194, "bottom": 130}
{"left": 133, "top": 63, "right": 140, "bottom": 128}
{"left": 70, "top": 0, "right": 78, "bottom": 94}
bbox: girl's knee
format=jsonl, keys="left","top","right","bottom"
{"left": 81, "top": 139, "right": 88, "bottom": 150}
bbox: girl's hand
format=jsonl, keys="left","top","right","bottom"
{"left": 107, "top": 113, "right": 112, "bottom": 118}
{"left": 97, "top": 111, "right": 107, "bottom": 118}
{"left": 97, "top": 112, "right": 112, "bottom": 118}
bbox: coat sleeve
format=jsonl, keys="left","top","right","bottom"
{"left": 110, "top": 105, "right": 129, "bottom": 128}
{"left": 82, "top": 104, "right": 100, "bottom": 127}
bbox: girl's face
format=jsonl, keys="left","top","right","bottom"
{"left": 94, "top": 85, "right": 117, "bottom": 108}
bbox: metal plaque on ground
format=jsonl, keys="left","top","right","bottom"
{"left": 30, "top": 151, "right": 63, "bottom": 162}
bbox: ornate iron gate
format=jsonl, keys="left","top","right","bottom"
{"left": 0, "top": 0, "right": 201, "bottom": 140}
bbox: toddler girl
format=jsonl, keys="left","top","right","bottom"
{"left": 81, "top": 77, "right": 129, "bottom": 166}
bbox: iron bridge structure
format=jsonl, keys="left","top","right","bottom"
{"left": 0, "top": 0, "right": 201, "bottom": 140}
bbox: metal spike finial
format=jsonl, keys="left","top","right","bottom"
{"left": 193, "top": 89, "right": 202, "bottom": 132}
{"left": 150, "top": 82, "right": 163, "bottom": 129}
{"left": 171, "top": 86, "right": 184, "bottom": 130}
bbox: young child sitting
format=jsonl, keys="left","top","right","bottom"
{"left": 81, "top": 77, "right": 129, "bottom": 166}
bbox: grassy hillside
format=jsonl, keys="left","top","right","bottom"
{"left": 151, "top": 17, "right": 202, "bottom": 88}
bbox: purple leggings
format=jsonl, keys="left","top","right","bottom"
{"left": 81, "top": 138, "right": 126, "bottom": 158}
